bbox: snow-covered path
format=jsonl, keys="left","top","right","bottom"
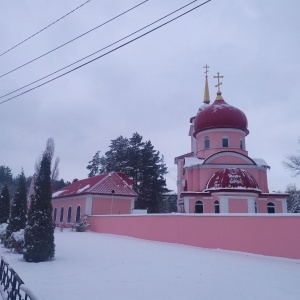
{"left": 1, "top": 230, "right": 300, "bottom": 300}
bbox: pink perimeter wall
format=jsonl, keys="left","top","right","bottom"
{"left": 88, "top": 214, "right": 300, "bottom": 259}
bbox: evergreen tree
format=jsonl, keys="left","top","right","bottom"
{"left": 0, "top": 165, "right": 13, "bottom": 188}
{"left": 0, "top": 185, "right": 10, "bottom": 224}
{"left": 24, "top": 150, "right": 55, "bottom": 262}
{"left": 5, "top": 171, "right": 27, "bottom": 243}
{"left": 87, "top": 151, "right": 102, "bottom": 177}
{"left": 87, "top": 133, "right": 170, "bottom": 213}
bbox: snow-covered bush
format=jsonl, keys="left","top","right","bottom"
{"left": 72, "top": 216, "right": 90, "bottom": 232}
{"left": 5, "top": 229, "right": 25, "bottom": 254}
{"left": 0, "top": 223, "right": 8, "bottom": 243}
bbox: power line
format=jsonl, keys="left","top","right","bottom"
{"left": 0, "top": 0, "right": 92, "bottom": 57}
{"left": 1, "top": 0, "right": 200, "bottom": 99}
{"left": 0, "top": 0, "right": 212, "bottom": 106}
{"left": 0, "top": 0, "right": 149, "bottom": 79}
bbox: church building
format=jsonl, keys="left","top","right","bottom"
{"left": 175, "top": 66, "right": 288, "bottom": 214}
{"left": 51, "top": 172, "right": 137, "bottom": 225}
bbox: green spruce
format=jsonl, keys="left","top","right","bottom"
{"left": 24, "top": 150, "right": 55, "bottom": 262}
{"left": 87, "top": 132, "right": 170, "bottom": 213}
{"left": 5, "top": 171, "right": 27, "bottom": 245}
{"left": 0, "top": 185, "right": 10, "bottom": 224}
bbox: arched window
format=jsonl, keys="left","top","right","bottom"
{"left": 240, "top": 138, "right": 244, "bottom": 150}
{"left": 204, "top": 136, "right": 210, "bottom": 149}
{"left": 267, "top": 202, "right": 275, "bottom": 213}
{"left": 255, "top": 202, "right": 258, "bottom": 213}
{"left": 76, "top": 205, "right": 81, "bottom": 222}
{"left": 67, "top": 206, "right": 72, "bottom": 223}
{"left": 214, "top": 200, "right": 220, "bottom": 213}
{"left": 60, "top": 207, "right": 64, "bottom": 223}
{"left": 195, "top": 201, "right": 204, "bottom": 213}
{"left": 53, "top": 208, "right": 57, "bottom": 222}
{"left": 222, "top": 136, "right": 229, "bottom": 147}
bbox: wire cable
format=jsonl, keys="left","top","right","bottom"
{"left": 1, "top": 0, "right": 200, "bottom": 99}
{"left": 0, "top": 0, "right": 149, "bottom": 79}
{"left": 0, "top": 0, "right": 92, "bottom": 57}
{"left": 0, "top": 0, "right": 211, "bottom": 106}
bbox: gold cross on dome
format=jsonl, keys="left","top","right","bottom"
{"left": 214, "top": 72, "right": 224, "bottom": 92}
{"left": 204, "top": 64, "right": 209, "bottom": 77}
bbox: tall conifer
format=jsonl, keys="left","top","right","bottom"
{"left": 24, "top": 150, "right": 55, "bottom": 262}
{"left": 87, "top": 133, "right": 170, "bottom": 213}
{"left": 0, "top": 185, "right": 10, "bottom": 224}
{"left": 5, "top": 171, "right": 27, "bottom": 241}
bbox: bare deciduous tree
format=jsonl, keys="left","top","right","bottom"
{"left": 283, "top": 138, "right": 300, "bottom": 176}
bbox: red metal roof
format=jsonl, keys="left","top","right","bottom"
{"left": 52, "top": 172, "right": 137, "bottom": 198}
{"left": 206, "top": 168, "right": 260, "bottom": 191}
{"left": 193, "top": 99, "right": 249, "bottom": 136}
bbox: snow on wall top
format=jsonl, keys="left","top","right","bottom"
{"left": 253, "top": 158, "right": 270, "bottom": 168}
{"left": 184, "top": 157, "right": 204, "bottom": 168}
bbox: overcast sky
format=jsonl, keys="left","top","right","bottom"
{"left": 0, "top": 0, "right": 299, "bottom": 193}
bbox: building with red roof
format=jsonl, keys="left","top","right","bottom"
{"left": 175, "top": 67, "right": 288, "bottom": 214}
{"left": 51, "top": 172, "right": 137, "bottom": 225}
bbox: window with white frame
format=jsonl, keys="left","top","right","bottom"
{"left": 214, "top": 200, "right": 220, "bottom": 213}
{"left": 53, "top": 207, "right": 57, "bottom": 222}
{"left": 67, "top": 206, "right": 72, "bottom": 223}
{"left": 222, "top": 136, "right": 229, "bottom": 147}
{"left": 60, "top": 207, "right": 64, "bottom": 222}
{"left": 76, "top": 205, "right": 81, "bottom": 222}
{"left": 240, "top": 138, "right": 243, "bottom": 150}
{"left": 204, "top": 136, "right": 210, "bottom": 149}
{"left": 195, "top": 200, "right": 204, "bottom": 213}
{"left": 267, "top": 202, "right": 275, "bottom": 213}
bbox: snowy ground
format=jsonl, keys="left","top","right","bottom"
{"left": 1, "top": 230, "right": 300, "bottom": 300}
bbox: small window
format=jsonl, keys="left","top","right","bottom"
{"left": 255, "top": 202, "right": 258, "bottom": 213}
{"left": 67, "top": 206, "right": 72, "bottom": 223}
{"left": 267, "top": 202, "right": 275, "bottom": 213}
{"left": 60, "top": 207, "right": 64, "bottom": 223}
{"left": 214, "top": 200, "right": 220, "bottom": 213}
{"left": 76, "top": 205, "right": 81, "bottom": 222}
{"left": 204, "top": 136, "right": 210, "bottom": 149}
{"left": 222, "top": 136, "right": 229, "bottom": 147}
{"left": 53, "top": 208, "right": 57, "bottom": 222}
{"left": 240, "top": 138, "right": 243, "bottom": 150}
{"left": 195, "top": 201, "right": 204, "bottom": 213}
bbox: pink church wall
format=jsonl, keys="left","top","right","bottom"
{"left": 52, "top": 197, "right": 86, "bottom": 224}
{"left": 88, "top": 214, "right": 300, "bottom": 259}
{"left": 196, "top": 130, "right": 248, "bottom": 158}
{"left": 92, "top": 196, "right": 132, "bottom": 215}
{"left": 229, "top": 198, "right": 248, "bottom": 213}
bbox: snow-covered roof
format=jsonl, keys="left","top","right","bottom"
{"left": 52, "top": 172, "right": 137, "bottom": 198}
{"left": 253, "top": 158, "right": 270, "bottom": 168}
{"left": 184, "top": 157, "right": 204, "bottom": 168}
{"left": 206, "top": 168, "right": 261, "bottom": 191}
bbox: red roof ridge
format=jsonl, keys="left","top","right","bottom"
{"left": 86, "top": 172, "right": 110, "bottom": 193}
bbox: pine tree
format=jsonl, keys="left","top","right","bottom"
{"left": 87, "top": 151, "right": 101, "bottom": 177}
{"left": 24, "top": 150, "right": 55, "bottom": 262}
{"left": 0, "top": 185, "right": 10, "bottom": 224}
{"left": 87, "top": 133, "right": 170, "bottom": 213}
{"left": 5, "top": 171, "right": 27, "bottom": 243}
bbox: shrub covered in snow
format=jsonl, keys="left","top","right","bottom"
{"left": 72, "top": 216, "right": 90, "bottom": 232}
{"left": 5, "top": 229, "right": 25, "bottom": 254}
{"left": 0, "top": 223, "right": 8, "bottom": 243}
